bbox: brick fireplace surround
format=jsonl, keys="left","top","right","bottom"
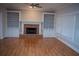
{"left": 24, "top": 24, "right": 39, "bottom": 34}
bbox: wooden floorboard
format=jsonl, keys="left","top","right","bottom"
{"left": 0, "top": 36, "right": 79, "bottom": 56}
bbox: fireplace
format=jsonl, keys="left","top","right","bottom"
{"left": 24, "top": 24, "right": 39, "bottom": 34}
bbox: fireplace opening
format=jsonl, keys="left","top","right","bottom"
{"left": 26, "top": 28, "right": 37, "bottom": 34}
{"left": 24, "top": 24, "right": 39, "bottom": 34}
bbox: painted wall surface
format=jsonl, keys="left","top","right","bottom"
{"left": 0, "top": 9, "right": 3, "bottom": 39}
{"left": 56, "top": 14, "right": 75, "bottom": 41}
{"left": 55, "top": 4, "right": 79, "bottom": 53}
{"left": 6, "top": 27, "right": 19, "bottom": 37}
{"left": 21, "top": 8, "right": 43, "bottom": 22}
{"left": 75, "top": 13, "right": 79, "bottom": 45}
{"left": 2, "top": 9, "right": 7, "bottom": 38}
{"left": 43, "top": 29, "right": 55, "bottom": 37}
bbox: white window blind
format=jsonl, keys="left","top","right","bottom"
{"left": 44, "top": 14, "right": 54, "bottom": 29}
{"left": 7, "top": 12, "right": 19, "bottom": 27}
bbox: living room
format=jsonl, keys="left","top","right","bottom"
{"left": 0, "top": 3, "right": 79, "bottom": 56}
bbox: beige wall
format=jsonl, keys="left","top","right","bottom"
{"left": 21, "top": 8, "right": 43, "bottom": 22}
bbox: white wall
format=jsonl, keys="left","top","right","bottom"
{"left": 6, "top": 27, "right": 19, "bottom": 37}
{"left": 55, "top": 4, "right": 79, "bottom": 53}
{"left": 43, "top": 29, "right": 55, "bottom": 37}
{"left": 55, "top": 14, "right": 75, "bottom": 41}
{"left": 75, "top": 14, "right": 79, "bottom": 45}
{"left": 0, "top": 8, "right": 6, "bottom": 39}
{"left": 2, "top": 9, "right": 7, "bottom": 38}
{"left": 21, "top": 8, "right": 43, "bottom": 22}
{"left": 0, "top": 9, "right": 3, "bottom": 39}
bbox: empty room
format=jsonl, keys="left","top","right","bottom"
{"left": 0, "top": 3, "right": 79, "bottom": 56}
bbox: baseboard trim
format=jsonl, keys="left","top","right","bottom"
{"left": 43, "top": 35, "right": 56, "bottom": 38}
{"left": 56, "top": 33, "right": 79, "bottom": 53}
{"left": 4, "top": 37, "right": 19, "bottom": 39}
{"left": 43, "top": 37, "right": 56, "bottom": 39}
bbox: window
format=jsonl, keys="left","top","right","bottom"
{"left": 7, "top": 12, "right": 19, "bottom": 27}
{"left": 44, "top": 14, "right": 54, "bottom": 29}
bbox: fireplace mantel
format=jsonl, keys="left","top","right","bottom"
{"left": 20, "top": 20, "right": 43, "bottom": 24}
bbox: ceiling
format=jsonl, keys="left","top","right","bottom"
{"left": 0, "top": 3, "right": 73, "bottom": 12}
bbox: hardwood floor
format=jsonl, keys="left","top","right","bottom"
{"left": 0, "top": 36, "right": 79, "bottom": 56}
